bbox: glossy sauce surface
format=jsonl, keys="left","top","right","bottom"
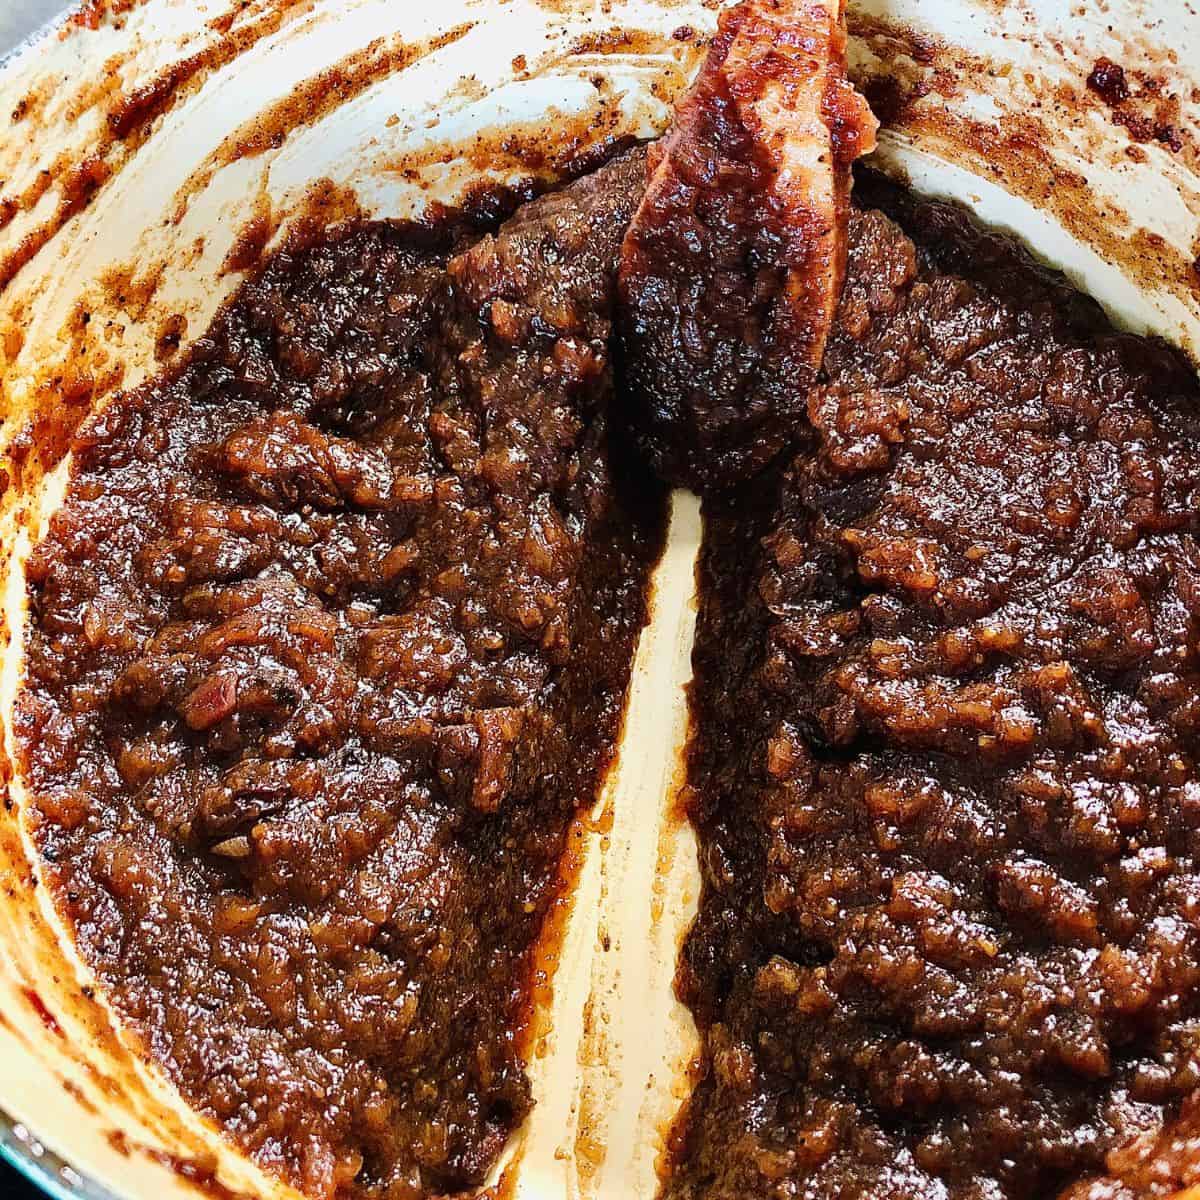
{"left": 670, "top": 176, "right": 1200, "bottom": 1200}
{"left": 17, "top": 140, "right": 1200, "bottom": 1200}
{"left": 18, "top": 151, "right": 664, "bottom": 1200}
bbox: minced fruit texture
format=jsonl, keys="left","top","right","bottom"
{"left": 670, "top": 174, "right": 1200, "bottom": 1200}
{"left": 18, "top": 150, "right": 664, "bottom": 1200}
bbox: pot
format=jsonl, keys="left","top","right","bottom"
{"left": 0, "top": 2, "right": 1197, "bottom": 1197}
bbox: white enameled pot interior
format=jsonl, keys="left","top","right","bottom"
{"left": 1, "top": 2, "right": 1199, "bottom": 1198}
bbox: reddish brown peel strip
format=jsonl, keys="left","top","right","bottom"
{"left": 618, "top": 0, "right": 877, "bottom": 492}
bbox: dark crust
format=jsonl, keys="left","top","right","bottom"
{"left": 668, "top": 174, "right": 1200, "bottom": 1200}
{"left": 17, "top": 149, "right": 665, "bottom": 1200}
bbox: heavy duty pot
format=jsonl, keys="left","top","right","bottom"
{"left": 1, "top": 2, "right": 1198, "bottom": 1197}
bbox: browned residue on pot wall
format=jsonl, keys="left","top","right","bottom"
{"left": 847, "top": 10, "right": 1200, "bottom": 349}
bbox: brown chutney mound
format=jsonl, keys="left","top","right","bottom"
{"left": 669, "top": 173, "right": 1200, "bottom": 1200}
{"left": 17, "top": 148, "right": 663, "bottom": 1200}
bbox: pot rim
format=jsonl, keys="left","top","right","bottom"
{"left": 0, "top": 1107, "right": 118, "bottom": 1200}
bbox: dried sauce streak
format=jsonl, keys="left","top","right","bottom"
{"left": 18, "top": 149, "right": 663, "bottom": 1200}
{"left": 671, "top": 174, "right": 1200, "bottom": 1200}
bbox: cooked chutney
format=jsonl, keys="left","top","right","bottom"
{"left": 17, "top": 140, "right": 1200, "bottom": 1200}
{"left": 669, "top": 176, "right": 1200, "bottom": 1200}
{"left": 17, "top": 150, "right": 664, "bottom": 1200}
